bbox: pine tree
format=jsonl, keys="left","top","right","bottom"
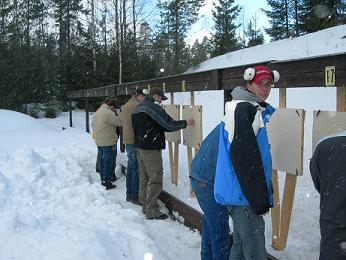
{"left": 263, "top": 0, "right": 292, "bottom": 40}
{"left": 210, "top": 0, "right": 242, "bottom": 57}
{"left": 190, "top": 37, "right": 211, "bottom": 68}
{"left": 52, "top": 0, "right": 86, "bottom": 100}
{"left": 245, "top": 17, "right": 265, "bottom": 47}
{"left": 155, "top": 0, "right": 204, "bottom": 75}
{"left": 301, "top": 0, "right": 346, "bottom": 33}
{"left": 290, "top": 0, "right": 306, "bottom": 36}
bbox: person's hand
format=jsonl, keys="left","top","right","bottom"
{"left": 186, "top": 118, "right": 195, "bottom": 126}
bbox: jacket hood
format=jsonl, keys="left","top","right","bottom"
{"left": 231, "top": 86, "right": 263, "bottom": 103}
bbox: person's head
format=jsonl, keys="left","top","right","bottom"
{"left": 243, "top": 66, "right": 280, "bottom": 102}
{"left": 134, "top": 88, "right": 148, "bottom": 102}
{"left": 149, "top": 87, "right": 168, "bottom": 104}
{"left": 104, "top": 96, "right": 118, "bottom": 111}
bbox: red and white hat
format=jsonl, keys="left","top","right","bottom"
{"left": 244, "top": 65, "right": 280, "bottom": 84}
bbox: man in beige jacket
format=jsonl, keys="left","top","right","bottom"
{"left": 92, "top": 97, "right": 122, "bottom": 190}
{"left": 121, "top": 89, "right": 147, "bottom": 204}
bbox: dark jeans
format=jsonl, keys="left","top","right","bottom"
{"left": 227, "top": 205, "right": 266, "bottom": 260}
{"left": 98, "top": 145, "right": 116, "bottom": 182}
{"left": 191, "top": 178, "right": 231, "bottom": 260}
{"left": 320, "top": 219, "right": 346, "bottom": 260}
{"left": 125, "top": 144, "right": 139, "bottom": 198}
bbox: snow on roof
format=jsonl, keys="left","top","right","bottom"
{"left": 187, "top": 25, "right": 346, "bottom": 73}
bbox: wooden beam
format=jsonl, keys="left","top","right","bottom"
{"left": 337, "top": 86, "right": 346, "bottom": 112}
{"left": 68, "top": 53, "right": 346, "bottom": 99}
{"left": 85, "top": 100, "right": 90, "bottom": 133}
{"left": 69, "top": 99, "right": 73, "bottom": 127}
{"left": 271, "top": 170, "right": 281, "bottom": 249}
{"left": 278, "top": 174, "right": 297, "bottom": 250}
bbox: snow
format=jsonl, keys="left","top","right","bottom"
{"left": 0, "top": 110, "right": 200, "bottom": 260}
{"left": 0, "top": 87, "right": 335, "bottom": 259}
{"left": 187, "top": 25, "right": 346, "bottom": 73}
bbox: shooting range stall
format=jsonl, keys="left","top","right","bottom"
{"left": 68, "top": 53, "right": 346, "bottom": 259}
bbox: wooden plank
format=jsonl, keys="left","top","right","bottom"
{"left": 69, "top": 100, "right": 73, "bottom": 127}
{"left": 337, "top": 86, "right": 346, "bottom": 112}
{"left": 168, "top": 142, "right": 175, "bottom": 185}
{"left": 279, "top": 88, "right": 286, "bottom": 108}
{"left": 272, "top": 54, "right": 346, "bottom": 75}
{"left": 276, "top": 174, "right": 297, "bottom": 250}
{"left": 271, "top": 170, "right": 281, "bottom": 249}
{"left": 68, "top": 53, "right": 346, "bottom": 98}
{"left": 173, "top": 142, "right": 179, "bottom": 185}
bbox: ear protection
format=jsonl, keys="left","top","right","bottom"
{"left": 243, "top": 67, "right": 280, "bottom": 83}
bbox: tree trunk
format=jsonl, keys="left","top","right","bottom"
{"left": 133, "top": 0, "right": 136, "bottom": 46}
{"left": 91, "top": 0, "right": 97, "bottom": 75}
{"left": 285, "top": 0, "right": 289, "bottom": 37}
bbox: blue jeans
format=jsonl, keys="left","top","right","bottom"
{"left": 98, "top": 145, "right": 116, "bottom": 182}
{"left": 191, "top": 178, "right": 231, "bottom": 260}
{"left": 125, "top": 144, "right": 139, "bottom": 198}
{"left": 227, "top": 205, "right": 266, "bottom": 260}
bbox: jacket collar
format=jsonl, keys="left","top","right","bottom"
{"left": 231, "top": 86, "right": 268, "bottom": 107}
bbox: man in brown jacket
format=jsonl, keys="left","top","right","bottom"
{"left": 121, "top": 89, "right": 146, "bottom": 204}
{"left": 92, "top": 97, "right": 122, "bottom": 190}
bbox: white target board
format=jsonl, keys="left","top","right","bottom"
{"left": 182, "top": 105, "right": 203, "bottom": 149}
{"left": 163, "top": 105, "right": 181, "bottom": 143}
{"left": 312, "top": 110, "right": 346, "bottom": 151}
{"left": 267, "top": 108, "right": 305, "bottom": 176}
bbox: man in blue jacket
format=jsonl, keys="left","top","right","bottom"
{"left": 190, "top": 124, "right": 231, "bottom": 260}
{"left": 214, "top": 66, "right": 279, "bottom": 260}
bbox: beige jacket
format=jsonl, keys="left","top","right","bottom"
{"left": 92, "top": 104, "right": 122, "bottom": 147}
{"left": 121, "top": 96, "right": 140, "bottom": 144}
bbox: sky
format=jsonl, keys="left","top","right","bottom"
{"left": 145, "top": 0, "right": 271, "bottom": 46}
{"left": 186, "top": 0, "right": 271, "bottom": 45}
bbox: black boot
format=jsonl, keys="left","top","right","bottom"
{"left": 101, "top": 181, "right": 116, "bottom": 190}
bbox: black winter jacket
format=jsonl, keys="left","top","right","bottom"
{"left": 131, "top": 96, "right": 187, "bottom": 150}
{"left": 310, "top": 131, "right": 346, "bottom": 260}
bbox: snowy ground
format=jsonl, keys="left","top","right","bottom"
{"left": 0, "top": 86, "right": 335, "bottom": 259}
{"left": 0, "top": 110, "right": 200, "bottom": 260}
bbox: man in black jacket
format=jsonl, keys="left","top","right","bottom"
{"left": 132, "top": 87, "right": 194, "bottom": 220}
{"left": 310, "top": 130, "right": 346, "bottom": 260}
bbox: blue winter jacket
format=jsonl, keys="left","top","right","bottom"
{"left": 189, "top": 124, "right": 221, "bottom": 185}
{"left": 214, "top": 100, "right": 275, "bottom": 215}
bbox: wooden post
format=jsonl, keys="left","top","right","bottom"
{"left": 85, "top": 100, "right": 90, "bottom": 133}
{"left": 168, "top": 92, "right": 180, "bottom": 185}
{"left": 271, "top": 169, "right": 281, "bottom": 248}
{"left": 169, "top": 141, "right": 175, "bottom": 183}
{"left": 337, "top": 86, "right": 346, "bottom": 112}
{"left": 173, "top": 142, "right": 179, "bottom": 184}
{"left": 69, "top": 99, "right": 73, "bottom": 127}
{"left": 278, "top": 174, "right": 297, "bottom": 249}
{"left": 188, "top": 92, "right": 195, "bottom": 197}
